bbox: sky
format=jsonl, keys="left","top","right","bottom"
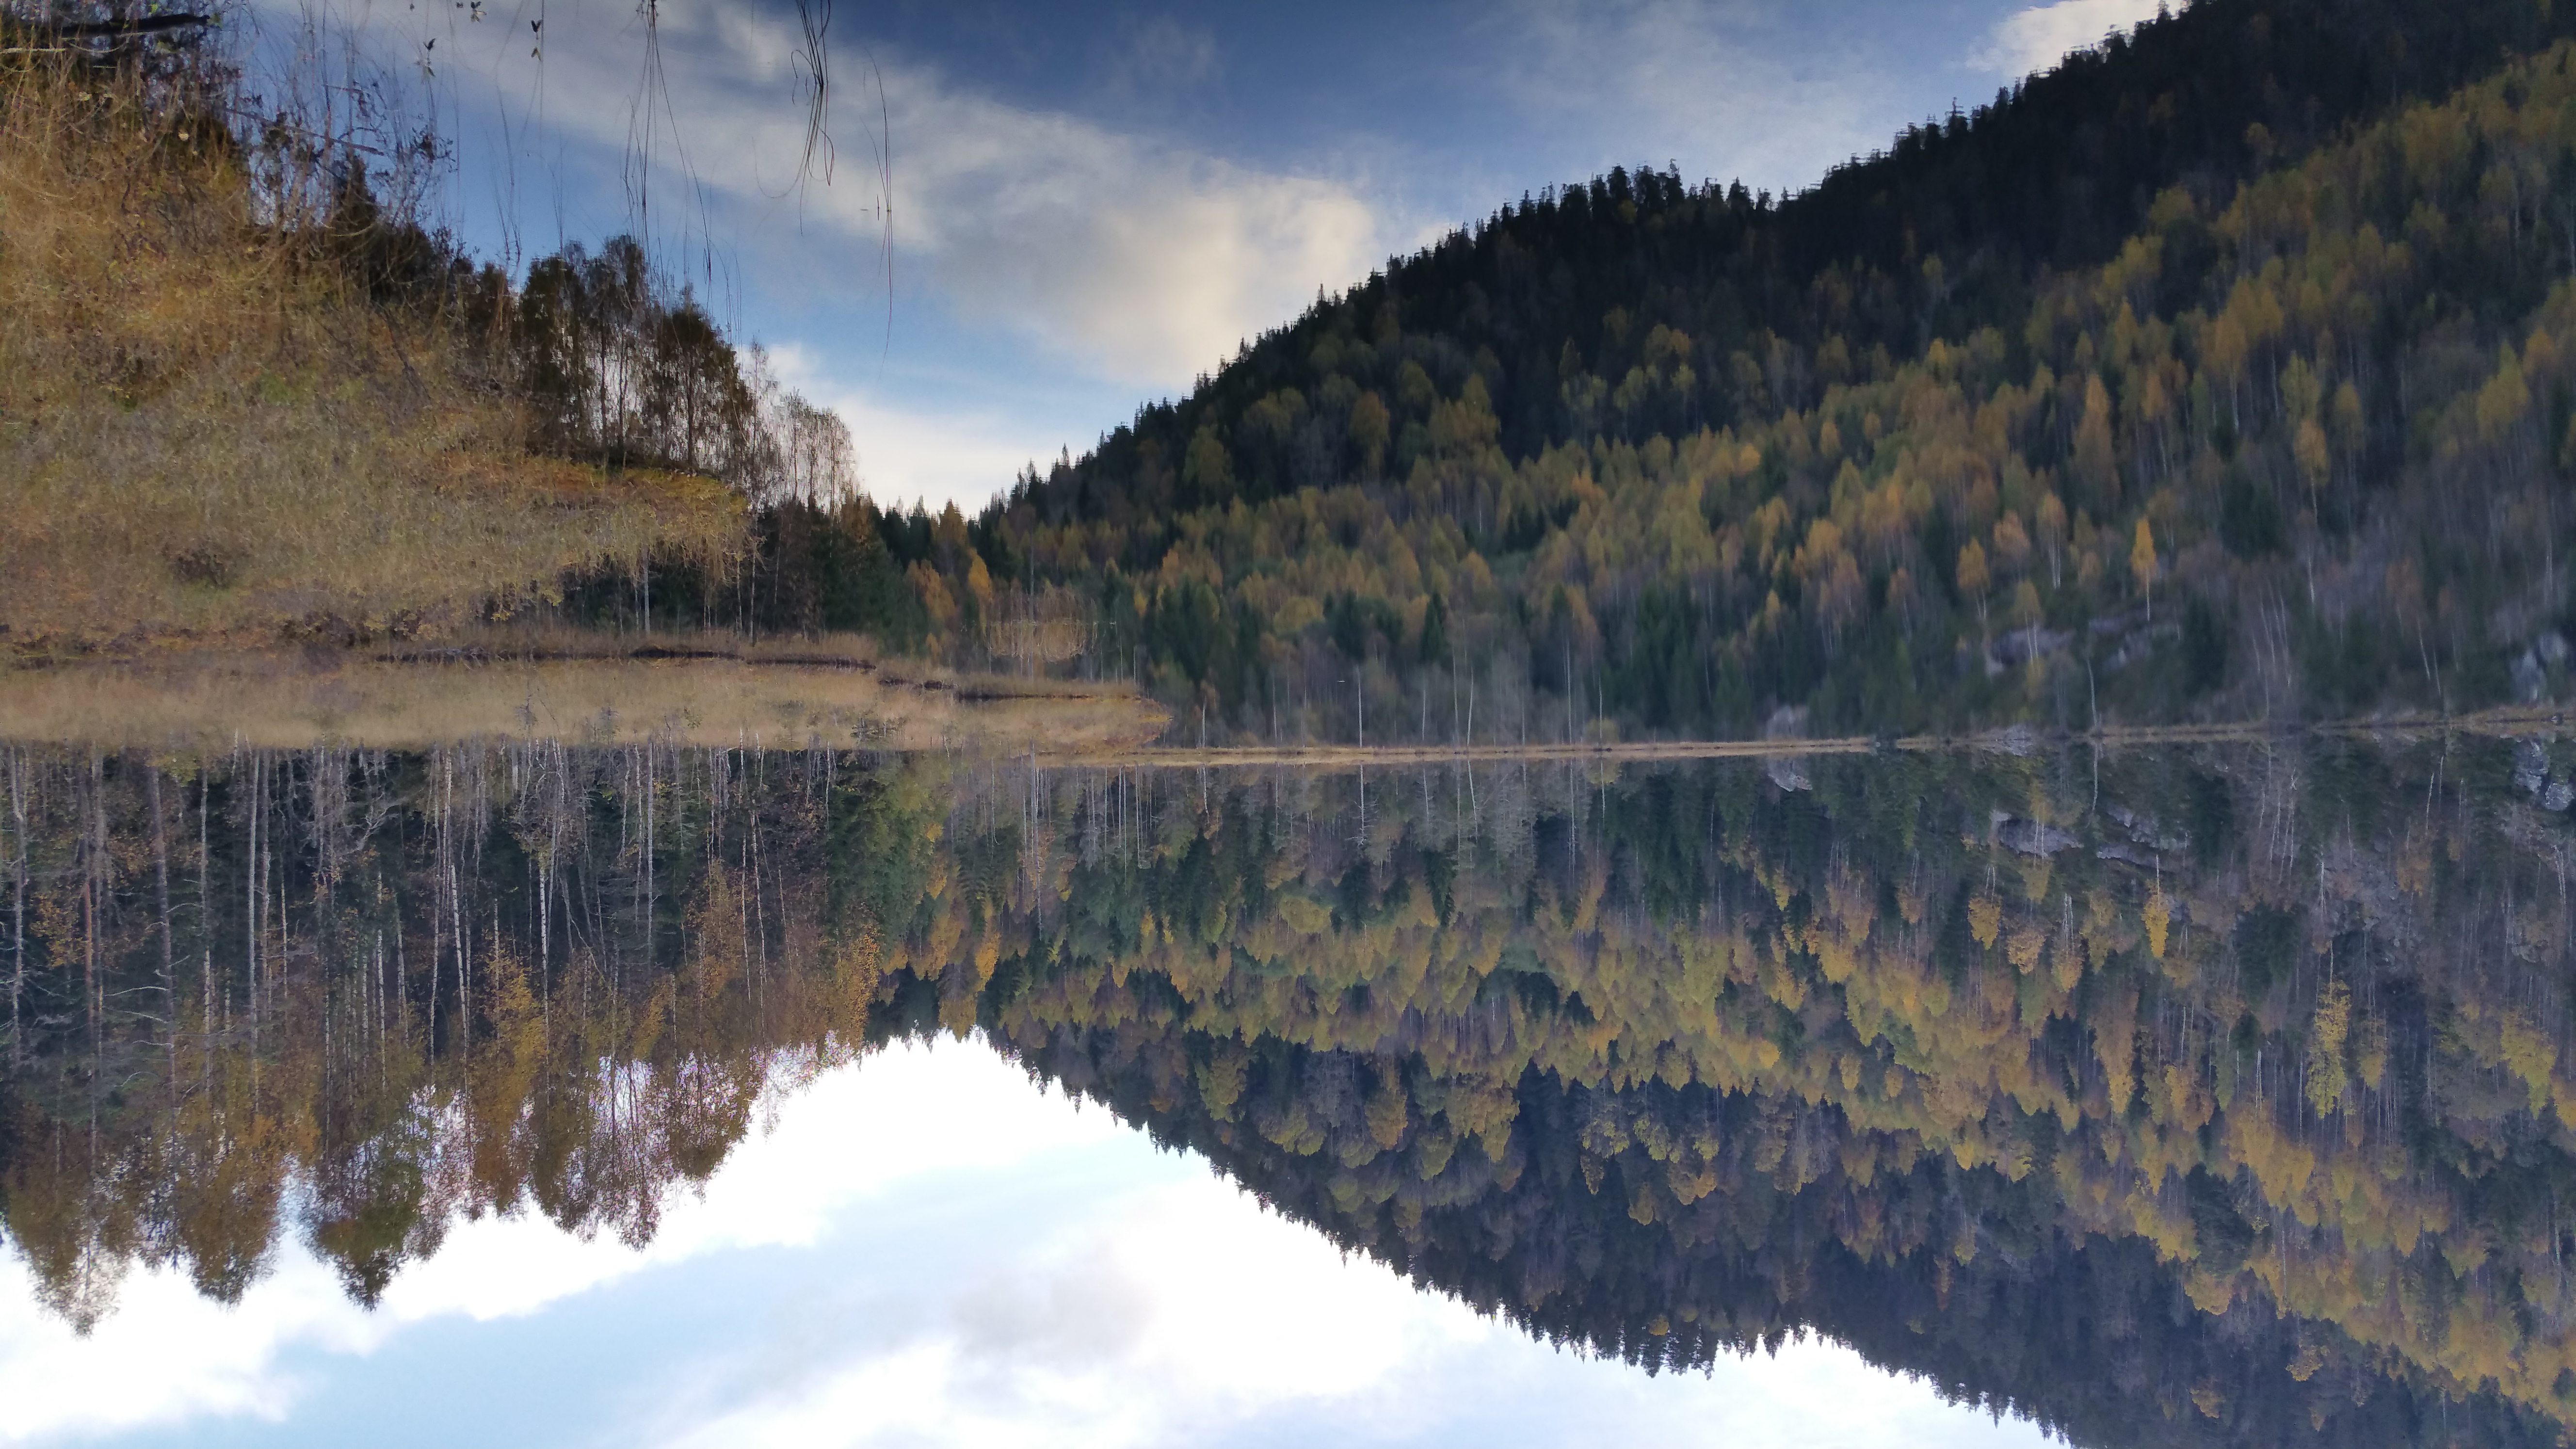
{"left": 232, "top": 0, "right": 2174, "bottom": 516}
{"left": 0, "top": 1035, "right": 2064, "bottom": 1448}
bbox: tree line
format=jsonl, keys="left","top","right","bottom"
{"left": 797, "top": 1, "right": 2576, "bottom": 741}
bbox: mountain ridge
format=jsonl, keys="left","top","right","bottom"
{"left": 912, "top": 0, "right": 2576, "bottom": 744}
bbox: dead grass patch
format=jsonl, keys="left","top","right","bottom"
{"left": 398, "top": 624, "right": 884, "bottom": 666}
{"left": 0, "top": 60, "right": 743, "bottom": 652}
{"left": 0, "top": 653, "right": 1169, "bottom": 753}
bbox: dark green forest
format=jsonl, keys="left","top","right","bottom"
{"left": 684, "top": 0, "right": 2576, "bottom": 743}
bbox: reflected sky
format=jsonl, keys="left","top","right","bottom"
{"left": 1, "top": 1037, "right": 2052, "bottom": 1448}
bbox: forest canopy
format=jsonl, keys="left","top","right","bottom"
{"left": 853, "top": 0, "right": 2576, "bottom": 742}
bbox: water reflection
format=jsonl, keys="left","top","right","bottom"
{"left": 4, "top": 736, "right": 2576, "bottom": 1445}
{"left": 0, "top": 1035, "right": 2048, "bottom": 1448}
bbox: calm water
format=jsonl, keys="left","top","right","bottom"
{"left": 1, "top": 737, "right": 2571, "bottom": 1446}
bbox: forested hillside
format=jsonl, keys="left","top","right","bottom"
{"left": 926, "top": 0, "right": 2576, "bottom": 742}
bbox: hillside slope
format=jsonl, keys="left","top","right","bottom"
{"left": 0, "top": 56, "right": 756, "bottom": 654}
{"left": 973, "top": 0, "right": 2576, "bottom": 741}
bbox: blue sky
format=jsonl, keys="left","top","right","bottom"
{"left": 0, "top": 1037, "right": 2064, "bottom": 1447}
{"left": 234, "top": 0, "right": 2166, "bottom": 507}
{"left": 238, "top": 0, "right": 2168, "bottom": 513}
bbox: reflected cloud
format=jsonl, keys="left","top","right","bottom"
{"left": 643, "top": 1092, "right": 2044, "bottom": 1449}
{"left": 0, "top": 1034, "right": 2050, "bottom": 1448}
{"left": 0, "top": 1040, "right": 1122, "bottom": 1445}
{"left": 0, "top": 1250, "right": 371, "bottom": 1444}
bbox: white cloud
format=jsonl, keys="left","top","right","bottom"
{"left": 762, "top": 344, "right": 1073, "bottom": 515}
{"left": 1972, "top": 0, "right": 2172, "bottom": 79}
{"left": 1098, "top": 16, "right": 1222, "bottom": 106}
{"left": 886, "top": 88, "right": 1379, "bottom": 388}
{"left": 270, "top": 0, "right": 1385, "bottom": 391}
{"left": 1482, "top": 0, "right": 1910, "bottom": 197}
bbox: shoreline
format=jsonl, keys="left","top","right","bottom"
{"left": 0, "top": 651, "right": 1165, "bottom": 753}
{"left": 5, "top": 649, "right": 2565, "bottom": 761}
{"left": 1063, "top": 708, "right": 2576, "bottom": 769}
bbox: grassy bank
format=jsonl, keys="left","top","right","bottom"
{"left": 0, "top": 643, "right": 1168, "bottom": 752}
{"left": 0, "top": 55, "right": 743, "bottom": 654}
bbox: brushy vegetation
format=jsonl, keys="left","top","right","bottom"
{"left": 0, "top": 47, "right": 744, "bottom": 654}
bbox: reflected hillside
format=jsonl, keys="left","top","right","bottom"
{"left": 7, "top": 738, "right": 2576, "bottom": 1445}
{"left": 968, "top": 744, "right": 2576, "bottom": 1448}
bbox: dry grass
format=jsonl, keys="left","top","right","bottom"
{"left": 399, "top": 623, "right": 885, "bottom": 665}
{"left": 0, "top": 61, "right": 743, "bottom": 653}
{"left": 0, "top": 653, "right": 1170, "bottom": 753}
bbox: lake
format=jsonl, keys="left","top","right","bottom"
{"left": 0, "top": 733, "right": 2565, "bottom": 1446}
